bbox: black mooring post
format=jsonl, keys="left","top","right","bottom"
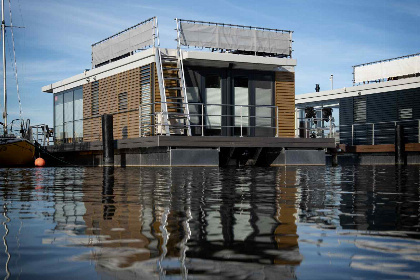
{"left": 102, "top": 114, "right": 114, "bottom": 166}
{"left": 395, "top": 124, "right": 406, "bottom": 165}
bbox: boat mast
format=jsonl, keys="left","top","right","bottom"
{"left": 1, "top": 0, "right": 6, "bottom": 135}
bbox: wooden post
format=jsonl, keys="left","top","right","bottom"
{"left": 102, "top": 114, "right": 114, "bottom": 166}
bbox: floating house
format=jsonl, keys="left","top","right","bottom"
{"left": 296, "top": 53, "right": 420, "bottom": 164}
{"left": 42, "top": 17, "right": 334, "bottom": 166}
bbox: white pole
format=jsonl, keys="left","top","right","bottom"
{"left": 330, "top": 74, "right": 333, "bottom": 90}
{"left": 2, "top": 0, "right": 6, "bottom": 134}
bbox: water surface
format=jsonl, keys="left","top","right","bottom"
{"left": 1, "top": 166, "right": 420, "bottom": 279}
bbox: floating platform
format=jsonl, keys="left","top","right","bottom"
{"left": 328, "top": 143, "right": 420, "bottom": 165}
{"left": 46, "top": 136, "right": 335, "bottom": 167}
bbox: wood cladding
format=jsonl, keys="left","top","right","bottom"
{"left": 275, "top": 71, "right": 295, "bottom": 137}
{"left": 83, "top": 64, "right": 153, "bottom": 142}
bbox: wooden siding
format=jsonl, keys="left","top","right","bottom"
{"left": 275, "top": 72, "right": 295, "bottom": 137}
{"left": 83, "top": 64, "right": 153, "bottom": 142}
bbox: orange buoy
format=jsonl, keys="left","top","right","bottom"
{"left": 35, "top": 158, "right": 46, "bottom": 167}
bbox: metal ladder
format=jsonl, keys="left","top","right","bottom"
{"left": 154, "top": 18, "right": 191, "bottom": 136}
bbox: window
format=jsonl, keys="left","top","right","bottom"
{"left": 255, "top": 79, "right": 273, "bottom": 129}
{"left": 205, "top": 75, "right": 222, "bottom": 129}
{"left": 74, "top": 88, "right": 83, "bottom": 142}
{"left": 53, "top": 86, "right": 83, "bottom": 144}
{"left": 354, "top": 96, "right": 366, "bottom": 123}
{"left": 399, "top": 108, "right": 413, "bottom": 119}
{"left": 63, "top": 91, "right": 74, "bottom": 143}
{"left": 234, "top": 76, "right": 249, "bottom": 128}
{"left": 54, "top": 93, "right": 64, "bottom": 142}
{"left": 91, "top": 81, "right": 99, "bottom": 116}
{"left": 118, "top": 92, "right": 128, "bottom": 111}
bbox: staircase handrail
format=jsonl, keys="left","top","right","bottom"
{"left": 154, "top": 17, "right": 170, "bottom": 135}
{"left": 176, "top": 18, "right": 192, "bottom": 136}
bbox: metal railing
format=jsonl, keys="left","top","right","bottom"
{"left": 297, "top": 117, "right": 420, "bottom": 146}
{"left": 0, "top": 120, "right": 54, "bottom": 146}
{"left": 140, "top": 102, "right": 280, "bottom": 137}
{"left": 296, "top": 117, "right": 336, "bottom": 139}
{"left": 31, "top": 124, "right": 54, "bottom": 146}
{"left": 342, "top": 119, "right": 420, "bottom": 146}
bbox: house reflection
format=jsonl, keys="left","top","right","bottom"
{"left": 82, "top": 167, "right": 152, "bottom": 266}
{"left": 51, "top": 167, "right": 303, "bottom": 275}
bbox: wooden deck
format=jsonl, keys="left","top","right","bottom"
{"left": 342, "top": 143, "right": 420, "bottom": 153}
{"left": 47, "top": 136, "right": 335, "bottom": 153}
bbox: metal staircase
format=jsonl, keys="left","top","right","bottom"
{"left": 154, "top": 18, "right": 192, "bottom": 136}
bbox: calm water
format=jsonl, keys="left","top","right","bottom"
{"left": 1, "top": 166, "right": 420, "bottom": 279}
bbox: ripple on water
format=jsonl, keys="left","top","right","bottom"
{"left": 0, "top": 165, "right": 420, "bottom": 279}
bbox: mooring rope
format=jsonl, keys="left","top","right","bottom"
{"left": 34, "top": 141, "right": 80, "bottom": 167}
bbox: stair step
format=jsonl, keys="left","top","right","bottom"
{"left": 164, "top": 77, "right": 180, "bottom": 81}
{"left": 168, "top": 116, "right": 189, "bottom": 119}
{"left": 165, "top": 96, "right": 184, "bottom": 100}
{"left": 162, "top": 58, "right": 178, "bottom": 62}
{"left": 163, "top": 67, "right": 180, "bottom": 71}
{"left": 166, "top": 87, "right": 183, "bottom": 90}
{"left": 168, "top": 112, "right": 187, "bottom": 115}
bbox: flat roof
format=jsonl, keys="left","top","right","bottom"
{"left": 42, "top": 48, "right": 296, "bottom": 94}
{"left": 296, "top": 76, "right": 420, "bottom": 106}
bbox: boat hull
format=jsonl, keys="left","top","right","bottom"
{"left": 0, "top": 139, "right": 35, "bottom": 166}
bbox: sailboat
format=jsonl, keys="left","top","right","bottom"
{"left": 0, "top": 0, "right": 35, "bottom": 166}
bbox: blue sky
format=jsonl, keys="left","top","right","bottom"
{"left": 2, "top": 0, "right": 420, "bottom": 125}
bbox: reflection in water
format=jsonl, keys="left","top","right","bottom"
{"left": 2, "top": 202, "right": 10, "bottom": 280}
{"left": 0, "top": 166, "right": 419, "bottom": 279}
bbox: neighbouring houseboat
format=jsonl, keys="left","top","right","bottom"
{"left": 42, "top": 17, "right": 334, "bottom": 167}
{"left": 296, "top": 53, "right": 420, "bottom": 165}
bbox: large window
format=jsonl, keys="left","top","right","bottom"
{"left": 255, "top": 77, "right": 273, "bottom": 136}
{"left": 184, "top": 67, "right": 275, "bottom": 137}
{"left": 54, "top": 86, "right": 83, "bottom": 144}
{"left": 205, "top": 75, "right": 222, "bottom": 131}
{"left": 234, "top": 76, "right": 249, "bottom": 135}
{"left": 54, "top": 93, "right": 64, "bottom": 142}
{"left": 74, "top": 88, "right": 83, "bottom": 142}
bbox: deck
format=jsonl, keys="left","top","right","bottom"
{"left": 46, "top": 136, "right": 336, "bottom": 153}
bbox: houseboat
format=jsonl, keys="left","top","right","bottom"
{"left": 42, "top": 17, "right": 334, "bottom": 166}
{"left": 296, "top": 53, "right": 420, "bottom": 165}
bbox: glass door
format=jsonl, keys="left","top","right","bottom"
{"left": 233, "top": 76, "right": 249, "bottom": 136}
{"left": 205, "top": 75, "right": 222, "bottom": 136}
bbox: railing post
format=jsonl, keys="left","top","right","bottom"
{"left": 201, "top": 104, "right": 204, "bottom": 137}
{"left": 372, "top": 123, "right": 375, "bottom": 145}
{"left": 240, "top": 105, "right": 243, "bottom": 137}
{"left": 351, "top": 124, "right": 354, "bottom": 146}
